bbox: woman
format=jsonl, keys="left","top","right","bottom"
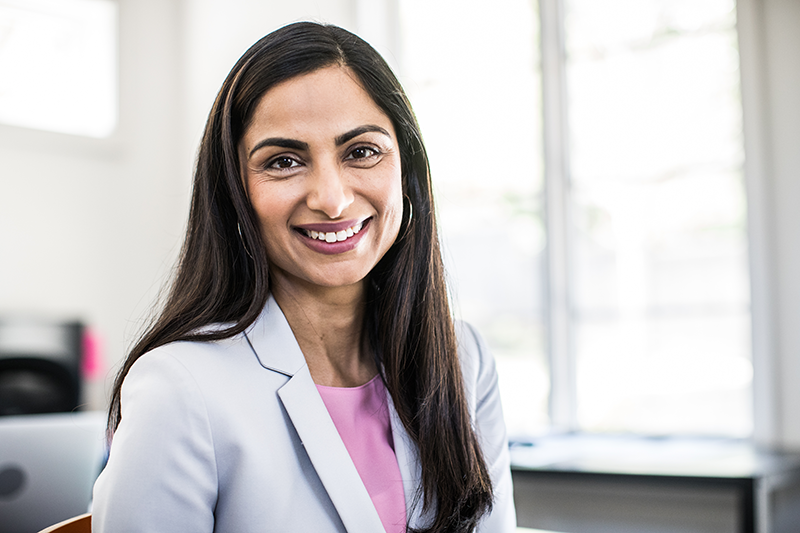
{"left": 92, "top": 22, "right": 515, "bottom": 533}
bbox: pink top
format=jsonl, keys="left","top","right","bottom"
{"left": 316, "top": 376, "right": 407, "bottom": 533}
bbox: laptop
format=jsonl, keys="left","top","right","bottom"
{"left": 0, "top": 411, "right": 106, "bottom": 533}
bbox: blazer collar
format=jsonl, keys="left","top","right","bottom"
{"left": 244, "top": 295, "right": 305, "bottom": 377}
{"left": 244, "top": 295, "right": 387, "bottom": 533}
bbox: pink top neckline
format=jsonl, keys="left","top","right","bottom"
{"left": 315, "top": 373, "right": 380, "bottom": 391}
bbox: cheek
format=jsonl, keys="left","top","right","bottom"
{"left": 255, "top": 206, "right": 295, "bottom": 270}
{"left": 381, "top": 202, "right": 405, "bottom": 256}
{"left": 388, "top": 190, "right": 404, "bottom": 234}
{"left": 249, "top": 189, "right": 290, "bottom": 242}
{"left": 379, "top": 172, "right": 405, "bottom": 238}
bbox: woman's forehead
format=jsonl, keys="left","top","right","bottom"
{"left": 244, "top": 66, "right": 394, "bottom": 143}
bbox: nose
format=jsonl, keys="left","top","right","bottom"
{"left": 306, "top": 160, "right": 353, "bottom": 219}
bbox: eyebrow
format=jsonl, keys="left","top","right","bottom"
{"left": 249, "top": 138, "right": 309, "bottom": 158}
{"left": 335, "top": 125, "right": 392, "bottom": 146}
{"left": 248, "top": 125, "right": 392, "bottom": 159}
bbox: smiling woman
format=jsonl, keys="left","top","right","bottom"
{"left": 91, "top": 22, "right": 516, "bottom": 533}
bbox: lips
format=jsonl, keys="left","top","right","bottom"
{"left": 294, "top": 218, "right": 371, "bottom": 255}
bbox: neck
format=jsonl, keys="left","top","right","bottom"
{"left": 270, "top": 276, "right": 376, "bottom": 387}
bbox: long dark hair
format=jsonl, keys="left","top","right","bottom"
{"left": 108, "top": 22, "right": 493, "bottom": 532}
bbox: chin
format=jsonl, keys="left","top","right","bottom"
{"left": 303, "top": 268, "right": 372, "bottom": 290}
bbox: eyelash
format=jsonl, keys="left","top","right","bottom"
{"left": 346, "top": 145, "right": 381, "bottom": 161}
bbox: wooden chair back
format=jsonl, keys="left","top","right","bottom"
{"left": 36, "top": 513, "right": 91, "bottom": 533}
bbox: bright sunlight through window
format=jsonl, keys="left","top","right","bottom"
{"left": 399, "top": 0, "right": 751, "bottom": 438}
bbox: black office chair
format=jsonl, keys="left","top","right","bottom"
{"left": 0, "top": 319, "right": 84, "bottom": 416}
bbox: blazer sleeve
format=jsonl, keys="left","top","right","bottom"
{"left": 92, "top": 350, "right": 218, "bottom": 533}
{"left": 460, "top": 322, "right": 518, "bottom": 532}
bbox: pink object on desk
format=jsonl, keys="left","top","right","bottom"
{"left": 81, "top": 328, "right": 104, "bottom": 380}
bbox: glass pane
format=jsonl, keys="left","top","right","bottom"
{"left": 399, "top": 0, "right": 548, "bottom": 436}
{"left": 565, "top": 0, "right": 752, "bottom": 435}
{"left": 0, "top": 0, "right": 117, "bottom": 137}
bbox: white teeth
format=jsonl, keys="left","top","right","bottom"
{"left": 303, "top": 221, "right": 366, "bottom": 243}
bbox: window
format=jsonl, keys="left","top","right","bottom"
{"left": 398, "top": 0, "right": 751, "bottom": 437}
{"left": 0, "top": 0, "right": 117, "bottom": 137}
{"left": 399, "top": 0, "right": 548, "bottom": 438}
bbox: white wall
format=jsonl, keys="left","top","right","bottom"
{"left": 0, "top": 0, "right": 185, "bottom": 408}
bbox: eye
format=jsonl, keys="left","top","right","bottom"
{"left": 346, "top": 146, "right": 380, "bottom": 161}
{"left": 267, "top": 156, "right": 301, "bottom": 171}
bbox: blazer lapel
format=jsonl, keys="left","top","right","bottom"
{"left": 245, "top": 296, "right": 386, "bottom": 533}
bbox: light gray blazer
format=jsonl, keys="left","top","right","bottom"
{"left": 92, "top": 296, "right": 516, "bottom": 532}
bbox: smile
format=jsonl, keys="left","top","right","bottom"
{"left": 300, "top": 220, "right": 364, "bottom": 243}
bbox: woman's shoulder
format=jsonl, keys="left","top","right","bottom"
{"left": 453, "top": 320, "right": 499, "bottom": 403}
{"left": 121, "top": 327, "right": 291, "bottom": 428}
{"left": 126, "top": 331, "right": 255, "bottom": 390}
{"left": 454, "top": 320, "right": 492, "bottom": 368}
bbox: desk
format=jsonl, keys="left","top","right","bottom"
{"left": 510, "top": 435, "right": 800, "bottom": 533}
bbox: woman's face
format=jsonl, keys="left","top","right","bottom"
{"left": 239, "top": 66, "right": 403, "bottom": 293}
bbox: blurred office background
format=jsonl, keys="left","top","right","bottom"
{"left": 0, "top": 0, "right": 799, "bottom": 451}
